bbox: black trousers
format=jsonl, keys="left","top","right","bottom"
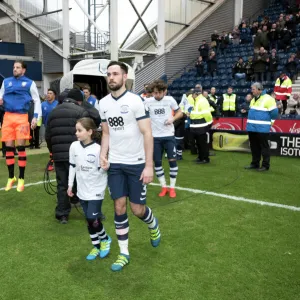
{"left": 188, "top": 128, "right": 198, "bottom": 154}
{"left": 248, "top": 132, "right": 270, "bottom": 169}
{"left": 55, "top": 161, "right": 79, "bottom": 219}
{"left": 282, "top": 100, "right": 287, "bottom": 114}
{"left": 30, "top": 126, "right": 40, "bottom": 148}
{"left": 223, "top": 111, "right": 236, "bottom": 117}
{"left": 192, "top": 131, "right": 209, "bottom": 161}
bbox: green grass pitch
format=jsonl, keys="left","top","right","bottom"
{"left": 0, "top": 151, "right": 299, "bottom": 300}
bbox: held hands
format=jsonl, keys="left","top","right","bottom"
{"left": 0, "top": 98, "right": 3, "bottom": 105}
{"left": 100, "top": 156, "right": 110, "bottom": 171}
{"left": 67, "top": 187, "right": 74, "bottom": 197}
{"left": 31, "top": 117, "right": 37, "bottom": 130}
{"left": 140, "top": 165, "right": 153, "bottom": 185}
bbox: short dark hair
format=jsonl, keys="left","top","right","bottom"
{"left": 82, "top": 85, "right": 91, "bottom": 92}
{"left": 107, "top": 61, "right": 128, "bottom": 74}
{"left": 151, "top": 79, "right": 168, "bottom": 92}
{"left": 14, "top": 60, "right": 27, "bottom": 69}
{"left": 47, "top": 88, "right": 57, "bottom": 96}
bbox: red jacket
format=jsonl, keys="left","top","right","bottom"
{"left": 274, "top": 76, "right": 292, "bottom": 101}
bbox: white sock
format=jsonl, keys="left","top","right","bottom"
{"left": 158, "top": 175, "right": 167, "bottom": 187}
{"left": 118, "top": 240, "right": 129, "bottom": 256}
{"left": 170, "top": 177, "right": 176, "bottom": 188}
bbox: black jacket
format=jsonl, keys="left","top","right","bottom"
{"left": 269, "top": 56, "right": 279, "bottom": 72}
{"left": 198, "top": 44, "right": 209, "bottom": 58}
{"left": 45, "top": 99, "right": 89, "bottom": 162}
{"left": 233, "top": 62, "right": 246, "bottom": 74}
{"left": 81, "top": 100, "right": 101, "bottom": 127}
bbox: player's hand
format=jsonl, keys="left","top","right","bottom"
{"left": 67, "top": 187, "right": 74, "bottom": 197}
{"left": 0, "top": 98, "right": 3, "bottom": 106}
{"left": 165, "top": 116, "right": 174, "bottom": 125}
{"left": 31, "top": 117, "right": 37, "bottom": 129}
{"left": 100, "top": 156, "right": 110, "bottom": 171}
{"left": 140, "top": 165, "right": 153, "bottom": 184}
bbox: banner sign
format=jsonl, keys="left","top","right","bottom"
{"left": 212, "top": 131, "right": 300, "bottom": 157}
{"left": 212, "top": 118, "right": 300, "bottom": 134}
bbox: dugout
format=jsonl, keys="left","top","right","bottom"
{"left": 59, "top": 59, "right": 135, "bottom": 99}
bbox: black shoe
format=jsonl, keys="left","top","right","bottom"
{"left": 30, "top": 145, "right": 34, "bottom": 149}
{"left": 59, "top": 216, "right": 68, "bottom": 224}
{"left": 196, "top": 160, "right": 210, "bottom": 164}
{"left": 257, "top": 167, "right": 269, "bottom": 172}
{"left": 35, "top": 146, "right": 41, "bottom": 149}
{"left": 244, "top": 165, "right": 259, "bottom": 170}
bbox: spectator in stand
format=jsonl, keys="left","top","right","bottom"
{"left": 295, "top": 11, "right": 300, "bottom": 24}
{"left": 198, "top": 40, "right": 209, "bottom": 62}
{"left": 274, "top": 71, "right": 292, "bottom": 114}
{"left": 207, "top": 51, "right": 217, "bottom": 78}
{"left": 251, "top": 21, "right": 259, "bottom": 39}
{"left": 232, "top": 26, "right": 240, "bottom": 45}
{"left": 219, "top": 86, "right": 238, "bottom": 117}
{"left": 254, "top": 29, "right": 262, "bottom": 50}
{"left": 253, "top": 47, "right": 269, "bottom": 82}
{"left": 211, "top": 30, "right": 219, "bottom": 52}
{"left": 240, "top": 22, "right": 251, "bottom": 44}
{"left": 285, "top": 54, "right": 298, "bottom": 82}
{"left": 218, "top": 31, "right": 230, "bottom": 54}
{"left": 268, "top": 49, "right": 279, "bottom": 81}
{"left": 268, "top": 23, "right": 279, "bottom": 51}
{"left": 245, "top": 56, "right": 254, "bottom": 81}
{"left": 232, "top": 57, "right": 246, "bottom": 80}
{"left": 285, "top": 14, "right": 296, "bottom": 35}
{"left": 195, "top": 56, "right": 205, "bottom": 77}
{"left": 278, "top": 27, "right": 292, "bottom": 52}
{"left": 278, "top": 15, "right": 286, "bottom": 30}
{"left": 239, "top": 94, "right": 252, "bottom": 117}
{"left": 261, "top": 25, "right": 270, "bottom": 50}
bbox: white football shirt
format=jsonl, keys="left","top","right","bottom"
{"left": 68, "top": 141, "right": 107, "bottom": 201}
{"left": 144, "top": 95, "right": 179, "bottom": 137}
{"left": 99, "top": 90, "right": 148, "bottom": 164}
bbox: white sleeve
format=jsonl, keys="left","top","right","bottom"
{"left": 0, "top": 81, "right": 5, "bottom": 99}
{"left": 135, "top": 96, "right": 149, "bottom": 120}
{"left": 170, "top": 97, "right": 179, "bottom": 111}
{"left": 30, "top": 81, "right": 42, "bottom": 119}
{"left": 68, "top": 143, "right": 76, "bottom": 188}
{"left": 99, "top": 101, "right": 106, "bottom": 121}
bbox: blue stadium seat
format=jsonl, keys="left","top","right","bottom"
{"left": 220, "top": 80, "right": 229, "bottom": 88}
{"left": 211, "top": 80, "right": 220, "bottom": 87}
{"left": 202, "top": 80, "right": 211, "bottom": 89}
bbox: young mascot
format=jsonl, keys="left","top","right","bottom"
{"left": 67, "top": 117, "right": 111, "bottom": 260}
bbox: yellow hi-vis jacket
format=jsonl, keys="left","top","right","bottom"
{"left": 222, "top": 93, "right": 236, "bottom": 111}
{"left": 190, "top": 95, "right": 213, "bottom": 132}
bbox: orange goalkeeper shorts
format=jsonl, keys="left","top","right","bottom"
{"left": 1, "top": 112, "right": 30, "bottom": 142}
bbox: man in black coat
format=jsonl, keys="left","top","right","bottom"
{"left": 45, "top": 90, "right": 89, "bottom": 224}
{"left": 198, "top": 40, "right": 209, "bottom": 62}
{"left": 67, "top": 89, "right": 101, "bottom": 127}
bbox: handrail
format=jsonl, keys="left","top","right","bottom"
{"left": 167, "top": 57, "right": 197, "bottom": 83}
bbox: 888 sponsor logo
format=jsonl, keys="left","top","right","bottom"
{"left": 154, "top": 108, "right": 165, "bottom": 115}
{"left": 108, "top": 116, "right": 124, "bottom": 131}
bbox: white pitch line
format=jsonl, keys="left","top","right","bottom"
{"left": 1, "top": 180, "right": 299, "bottom": 212}
{"left": 150, "top": 183, "right": 300, "bottom": 212}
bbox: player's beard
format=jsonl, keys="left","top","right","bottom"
{"left": 108, "top": 79, "right": 123, "bottom": 91}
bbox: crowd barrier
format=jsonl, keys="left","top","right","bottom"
{"left": 211, "top": 118, "right": 300, "bottom": 157}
